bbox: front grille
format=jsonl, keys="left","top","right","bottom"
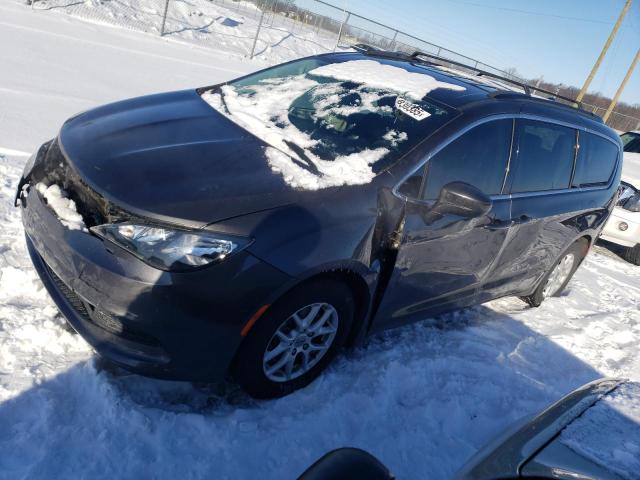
{"left": 46, "top": 262, "right": 91, "bottom": 320}
{"left": 43, "top": 261, "right": 159, "bottom": 347}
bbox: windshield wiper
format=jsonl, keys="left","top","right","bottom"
{"left": 283, "top": 140, "right": 321, "bottom": 176}
{"left": 214, "top": 86, "right": 231, "bottom": 114}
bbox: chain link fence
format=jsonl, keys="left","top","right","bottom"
{"left": 582, "top": 103, "right": 640, "bottom": 132}
{"left": 27, "top": 0, "right": 640, "bottom": 132}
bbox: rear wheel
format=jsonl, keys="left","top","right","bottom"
{"left": 232, "top": 278, "right": 354, "bottom": 399}
{"left": 622, "top": 243, "right": 640, "bottom": 266}
{"left": 521, "top": 239, "right": 588, "bottom": 307}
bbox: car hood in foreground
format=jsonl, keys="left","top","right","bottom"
{"left": 455, "top": 378, "right": 626, "bottom": 480}
{"left": 58, "top": 90, "right": 304, "bottom": 227}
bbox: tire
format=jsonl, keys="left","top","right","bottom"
{"left": 232, "top": 278, "right": 354, "bottom": 399}
{"left": 622, "top": 244, "right": 640, "bottom": 266}
{"left": 520, "top": 239, "right": 588, "bottom": 308}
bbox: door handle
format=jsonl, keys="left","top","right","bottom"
{"left": 514, "top": 215, "right": 533, "bottom": 225}
{"left": 486, "top": 218, "right": 513, "bottom": 230}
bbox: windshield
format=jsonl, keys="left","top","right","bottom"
{"left": 202, "top": 56, "right": 462, "bottom": 189}
{"left": 621, "top": 132, "right": 640, "bottom": 153}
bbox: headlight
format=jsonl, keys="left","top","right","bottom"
{"left": 91, "top": 223, "right": 250, "bottom": 271}
{"left": 624, "top": 195, "right": 640, "bottom": 212}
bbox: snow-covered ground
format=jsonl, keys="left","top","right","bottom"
{"left": 0, "top": 1, "right": 255, "bottom": 154}
{"left": 1, "top": 2, "right": 639, "bottom": 479}
{"left": 25, "top": 0, "right": 338, "bottom": 64}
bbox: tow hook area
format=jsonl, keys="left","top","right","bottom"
{"left": 15, "top": 179, "right": 30, "bottom": 207}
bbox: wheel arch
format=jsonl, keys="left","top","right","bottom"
{"left": 230, "top": 260, "right": 376, "bottom": 375}
{"left": 301, "top": 268, "right": 373, "bottom": 347}
{"left": 282, "top": 261, "right": 376, "bottom": 347}
{"left": 574, "top": 233, "right": 593, "bottom": 257}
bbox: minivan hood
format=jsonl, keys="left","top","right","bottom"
{"left": 59, "top": 89, "right": 298, "bottom": 227}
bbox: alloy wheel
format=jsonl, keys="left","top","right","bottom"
{"left": 542, "top": 253, "right": 575, "bottom": 298}
{"left": 262, "top": 302, "right": 339, "bottom": 382}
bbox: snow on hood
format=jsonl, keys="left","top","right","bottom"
{"left": 559, "top": 382, "right": 640, "bottom": 480}
{"left": 310, "top": 59, "right": 466, "bottom": 100}
{"left": 202, "top": 59, "right": 464, "bottom": 190}
{"left": 35, "top": 183, "right": 87, "bottom": 231}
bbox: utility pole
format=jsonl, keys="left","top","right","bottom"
{"left": 576, "top": 0, "right": 632, "bottom": 103}
{"left": 603, "top": 47, "right": 640, "bottom": 123}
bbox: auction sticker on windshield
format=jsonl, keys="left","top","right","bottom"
{"left": 395, "top": 97, "right": 430, "bottom": 121}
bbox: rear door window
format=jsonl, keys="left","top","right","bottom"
{"left": 572, "top": 132, "right": 619, "bottom": 187}
{"left": 510, "top": 120, "right": 576, "bottom": 193}
{"left": 621, "top": 132, "right": 640, "bottom": 153}
{"left": 421, "top": 119, "right": 513, "bottom": 200}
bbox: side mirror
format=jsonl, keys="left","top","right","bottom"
{"left": 433, "top": 181, "right": 492, "bottom": 218}
{"left": 623, "top": 193, "right": 640, "bottom": 212}
{"left": 297, "top": 448, "right": 393, "bottom": 480}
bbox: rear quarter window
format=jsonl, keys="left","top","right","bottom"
{"left": 510, "top": 120, "right": 576, "bottom": 193}
{"left": 572, "top": 132, "right": 619, "bottom": 187}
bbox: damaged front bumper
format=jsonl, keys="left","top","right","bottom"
{"left": 18, "top": 140, "right": 293, "bottom": 382}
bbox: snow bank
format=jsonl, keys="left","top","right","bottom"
{"left": 35, "top": 183, "right": 86, "bottom": 231}
{"left": 24, "top": 0, "right": 343, "bottom": 65}
{"left": 310, "top": 60, "right": 466, "bottom": 100}
{"left": 560, "top": 382, "right": 640, "bottom": 480}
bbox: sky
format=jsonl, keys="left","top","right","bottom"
{"left": 297, "top": 0, "right": 640, "bottom": 105}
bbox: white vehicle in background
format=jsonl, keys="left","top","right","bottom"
{"left": 601, "top": 131, "right": 640, "bottom": 265}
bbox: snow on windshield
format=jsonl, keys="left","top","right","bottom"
{"left": 265, "top": 146, "right": 387, "bottom": 190}
{"left": 559, "top": 382, "right": 640, "bottom": 480}
{"left": 202, "top": 59, "right": 463, "bottom": 190}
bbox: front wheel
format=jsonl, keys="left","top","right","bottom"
{"left": 232, "top": 278, "right": 354, "bottom": 399}
{"left": 622, "top": 243, "right": 640, "bottom": 266}
{"left": 521, "top": 239, "right": 588, "bottom": 308}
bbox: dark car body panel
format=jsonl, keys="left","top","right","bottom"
{"left": 19, "top": 51, "right": 623, "bottom": 381}
{"left": 59, "top": 89, "right": 304, "bottom": 227}
{"left": 21, "top": 187, "right": 293, "bottom": 380}
{"left": 521, "top": 438, "right": 624, "bottom": 480}
{"left": 454, "top": 378, "right": 626, "bottom": 480}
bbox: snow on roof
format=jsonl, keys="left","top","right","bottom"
{"left": 560, "top": 382, "right": 640, "bottom": 480}
{"left": 310, "top": 59, "right": 466, "bottom": 100}
{"left": 432, "top": 64, "right": 522, "bottom": 92}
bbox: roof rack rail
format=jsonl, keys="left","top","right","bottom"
{"left": 352, "top": 43, "right": 376, "bottom": 52}
{"left": 351, "top": 43, "right": 413, "bottom": 61}
{"left": 350, "top": 44, "right": 599, "bottom": 119}
{"left": 410, "top": 50, "right": 584, "bottom": 106}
